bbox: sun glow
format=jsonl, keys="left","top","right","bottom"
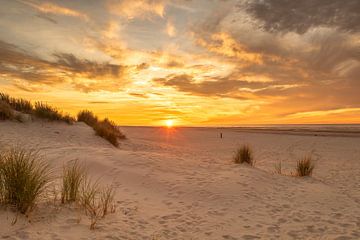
{"left": 165, "top": 119, "right": 174, "bottom": 128}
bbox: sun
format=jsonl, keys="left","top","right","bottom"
{"left": 165, "top": 119, "right": 174, "bottom": 128}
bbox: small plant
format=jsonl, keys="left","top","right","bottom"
{"left": 296, "top": 156, "right": 315, "bottom": 177}
{"left": 233, "top": 145, "right": 254, "bottom": 166}
{"left": 94, "top": 121, "right": 119, "bottom": 147}
{"left": 0, "top": 146, "right": 52, "bottom": 214}
{"left": 77, "top": 177, "right": 116, "bottom": 229}
{"left": 0, "top": 101, "right": 14, "bottom": 120}
{"left": 100, "top": 185, "right": 116, "bottom": 217}
{"left": 77, "top": 110, "right": 98, "bottom": 127}
{"left": 34, "top": 102, "right": 74, "bottom": 124}
{"left": 0, "top": 93, "right": 33, "bottom": 114}
{"left": 79, "top": 178, "right": 101, "bottom": 229}
{"left": 77, "top": 110, "right": 126, "bottom": 147}
{"left": 61, "top": 160, "right": 85, "bottom": 204}
{"left": 274, "top": 161, "right": 282, "bottom": 174}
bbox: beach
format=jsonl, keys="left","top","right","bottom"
{"left": 1, "top": 122, "right": 360, "bottom": 239}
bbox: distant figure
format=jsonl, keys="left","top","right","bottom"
{"left": 220, "top": 132, "right": 223, "bottom": 138}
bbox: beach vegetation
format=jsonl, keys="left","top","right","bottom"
{"left": 0, "top": 146, "right": 52, "bottom": 214}
{"left": 296, "top": 156, "right": 315, "bottom": 177}
{"left": 0, "top": 93, "right": 33, "bottom": 114}
{"left": 34, "top": 102, "right": 75, "bottom": 124}
{"left": 234, "top": 145, "right": 254, "bottom": 166}
{"left": 61, "top": 160, "right": 86, "bottom": 203}
{"left": 0, "top": 101, "right": 14, "bottom": 120}
{"left": 78, "top": 110, "right": 125, "bottom": 147}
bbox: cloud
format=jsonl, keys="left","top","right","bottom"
{"left": 244, "top": 0, "right": 360, "bottom": 33}
{"left": 166, "top": 20, "right": 176, "bottom": 37}
{"left": 0, "top": 40, "right": 129, "bottom": 92}
{"left": 19, "top": 0, "right": 89, "bottom": 20}
{"left": 35, "top": 13, "right": 58, "bottom": 24}
{"left": 153, "top": 73, "right": 270, "bottom": 99}
{"left": 108, "top": 0, "right": 166, "bottom": 19}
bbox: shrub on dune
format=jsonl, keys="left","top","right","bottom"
{"left": 34, "top": 102, "right": 75, "bottom": 124}
{"left": 79, "top": 178, "right": 116, "bottom": 229}
{"left": 93, "top": 121, "right": 120, "bottom": 147}
{"left": 61, "top": 160, "right": 86, "bottom": 204}
{"left": 234, "top": 145, "right": 254, "bottom": 166}
{"left": 0, "top": 93, "right": 33, "bottom": 114}
{"left": 0, "top": 101, "right": 14, "bottom": 120}
{"left": 296, "top": 156, "right": 315, "bottom": 177}
{"left": 77, "top": 110, "right": 98, "bottom": 127}
{"left": 78, "top": 110, "right": 126, "bottom": 147}
{"left": 0, "top": 146, "right": 52, "bottom": 214}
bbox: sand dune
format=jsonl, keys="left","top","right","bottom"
{"left": 1, "top": 122, "right": 360, "bottom": 239}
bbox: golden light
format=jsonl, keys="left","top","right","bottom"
{"left": 165, "top": 119, "right": 174, "bottom": 128}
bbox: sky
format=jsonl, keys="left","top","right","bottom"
{"left": 0, "top": 0, "right": 359, "bottom": 126}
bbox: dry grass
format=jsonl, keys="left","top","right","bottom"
{"left": 93, "top": 120, "right": 121, "bottom": 147}
{"left": 78, "top": 110, "right": 126, "bottom": 147}
{"left": 0, "top": 93, "right": 33, "bottom": 114}
{"left": 296, "top": 156, "right": 315, "bottom": 177}
{"left": 60, "top": 161, "right": 116, "bottom": 229}
{"left": 99, "top": 185, "right": 116, "bottom": 217}
{"left": 0, "top": 101, "right": 14, "bottom": 120}
{"left": 61, "top": 160, "right": 86, "bottom": 204}
{"left": 233, "top": 145, "right": 254, "bottom": 166}
{"left": 274, "top": 161, "right": 282, "bottom": 174}
{"left": 0, "top": 146, "right": 52, "bottom": 214}
{"left": 34, "top": 102, "right": 75, "bottom": 124}
{"left": 77, "top": 110, "right": 98, "bottom": 127}
{"left": 77, "top": 177, "right": 116, "bottom": 229}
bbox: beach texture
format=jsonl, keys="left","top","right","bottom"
{"left": 1, "top": 122, "right": 360, "bottom": 239}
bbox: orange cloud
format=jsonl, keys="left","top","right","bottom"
{"left": 196, "top": 32, "right": 263, "bottom": 64}
{"left": 166, "top": 20, "right": 176, "bottom": 37}
{"left": 20, "top": 1, "right": 89, "bottom": 20}
{"left": 108, "top": 0, "right": 165, "bottom": 19}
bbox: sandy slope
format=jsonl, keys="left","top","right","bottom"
{"left": 0, "top": 122, "right": 360, "bottom": 239}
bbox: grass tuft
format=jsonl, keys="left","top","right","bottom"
{"left": 77, "top": 110, "right": 98, "bottom": 127}
{"left": 296, "top": 156, "right": 315, "bottom": 177}
{"left": 274, "top": 161, "right": 282, "bottom": 174}
{"left": 60, "top": 162, "right": 116, "bottom": 229}
{"left": 0, "top": 146, "right": 52, "bottom": 214}
{"left": 78, "top": 110, "right": 126, "bottom": 147}
{"left": 34, "top": 102, "right": 75, "bottom": 124}
{"left": 233, "top": 145, "right": 254, "bottom": 166}
{"left": 0, "top": 101, "right": 14, "bottom": 120}
{"left": 0, "top": 93, "right": 33, "bottom": 114}
{"left": 61, "top": 160, "right": 86, "bottom": 204}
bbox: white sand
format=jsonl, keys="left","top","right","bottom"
{"left": 0, "top": 121, "right": 360, "bottom": 239}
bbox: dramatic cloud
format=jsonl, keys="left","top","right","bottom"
{"left": 1, "top": 0, "right": 359, "bottom": 125}
{"left": 244, "top": 0, "right": 360, "bottom": 33}
{"left": 0, "top": 40, "right": 128, "bottom": 92}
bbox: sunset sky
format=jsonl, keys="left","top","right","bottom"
{"left": 0, "top": 0, "right": 359, "bottom": 126}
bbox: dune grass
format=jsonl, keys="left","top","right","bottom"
{"left": 77, "top": 110, "right": 98, "bottom": 127}
{"left": 233, "top": 145, "right": 254, "bottom": 166}
{"left": 78, "top": 110, "right": 126, "bottom": 147}
{"left": 274, "top": 161, "right": 282, "bottom": 174}
{"left": 78, "top": 178, "right": 115, "bottom": 229}
{"left": 296, "top": 156, "right": 315, "bottom": 177}
{"left": 0, "top": 93, "right": 33, "bottom": 114}
{"left": 59, "top": 160, "right": 116, "bottom": 229}
{"left": 0, "top": 101, "right": 14, "bottom": 120}
{"left": 34, "top": 102, "right": 75, "bottom": 124}
{"left": 61, "top": 160, "right": 86, "bottom": 204}
{"left": 0, "top": 146, "right": 52, "bottom": 214}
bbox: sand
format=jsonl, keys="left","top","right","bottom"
{"left": 0, "top": 121, "right": 360, "bottom": 239}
